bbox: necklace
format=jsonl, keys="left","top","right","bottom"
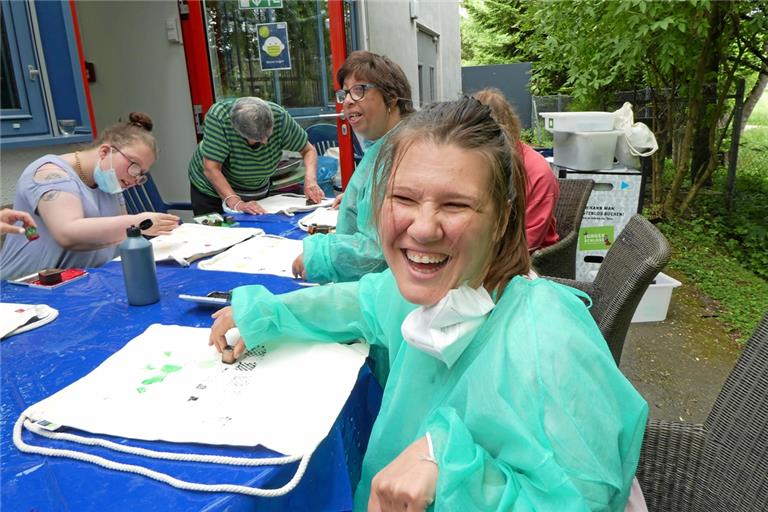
{"left": 74, "top": 151, "right": 88, "bottom": 184}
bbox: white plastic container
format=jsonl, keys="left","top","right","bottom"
{"left": 540, "top": 111, "right": 615, "bottom": 132}
{"left": 631, "top": 272, "right": 682, "bottom": 323}
{"left": 553, "top": 130, "right": 623, "bottom": 171}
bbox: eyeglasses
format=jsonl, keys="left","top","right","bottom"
{"left": 111, "top": 145, "right": 149, "bottom": 185}
{"left": 243, "top": 133, "right": 270, "bottom": 150}
{"left": 335, "top": 83, "right": 378, "bottom": 104}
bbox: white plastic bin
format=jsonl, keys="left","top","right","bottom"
{"left": 540, "top": 111, "right": 615, "bottom": 132}
{"left": 553, "top": 130, "right": 623, "bottom": 171}
{"left": 631, "top": 272, "right": 682, "bottom": 323}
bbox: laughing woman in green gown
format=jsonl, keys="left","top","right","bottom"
{"left": 210, "top": 98, "right": 648, "bottom": 511}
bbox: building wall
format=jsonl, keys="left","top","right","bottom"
{"left": 360, "top": 0, "right": 462, "bottom": 106}
{"left": 1, "top": 1, "right": 195, "bottom": 208}
{"left": 416, "top": 0, "right": 462, "bottom": 101}
{"left": 2, "top": 143, "right": 81, "bottom": 206}
{"left": 75, "top": 1, "right": 196, "bottom": 204}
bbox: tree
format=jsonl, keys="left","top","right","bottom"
{"left": 461, "top": 0, "right": 532, "bottom": 65}
{"left": 740, "top": 43, "right": 768, "bottom": 135}
{"left": 462, "top": 0, "right": 768, "bottom": 218}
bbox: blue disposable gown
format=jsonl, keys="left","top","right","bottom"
{"left": 232, "top": 271, "right": 648, "bottom": 511}
{"left": 301, "top": 137, "right": 387, "bottom": 283}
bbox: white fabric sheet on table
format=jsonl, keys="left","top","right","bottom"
{"left": 0, "top": 303, "right": 59, "bottom": 340}
{"left": 197, "top": 235, "right": 302, "bottom": 277}
{"left": 298, "top": 207, "right": 339, "bottom": 231}
{"left": 256, "top": 194, "right": 334, "bottom": 216}
{"left": 126, "top": 223, "right": 263, "bottom": 265}
{"left": 23, "top": 324, "right": 369, "bottom": 455}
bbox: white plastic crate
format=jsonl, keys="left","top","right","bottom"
{"left": 631, "top": 272, "right": 682, "bottom": 323}
{"left": 540, "top": 111, "right": 615, "bottom": 132}
{"left": 553, "top": 130, "right": 623, "bottom": 171}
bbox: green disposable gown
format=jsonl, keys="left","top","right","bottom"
{"left": 302, "top": 137, "right": 386, "bottom": 283}
{"left": 232, "top": 270, "right": 647, "bottom": 511}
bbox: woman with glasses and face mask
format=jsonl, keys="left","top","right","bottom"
{"left": 0, "top": 112, "right": 180, "bottom": 280}
{"left": 291, "top": 50, "right": 415, "bottom": 285}
{"left": 210, "top": 99, "right": 648, "bottom": 511}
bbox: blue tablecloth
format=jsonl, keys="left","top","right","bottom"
{"left": 1, "top": 212, "right": 381, "bottom": 511}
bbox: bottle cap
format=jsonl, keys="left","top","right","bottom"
{"left": 126, "top": 225, "right": 141, "bottom": 237}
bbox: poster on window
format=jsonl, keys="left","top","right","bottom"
{"left": 256, "top": 22, "right": 291, "bottom": 71}
{"left": 239, "top": 0, "right": 283, "bottom": 8}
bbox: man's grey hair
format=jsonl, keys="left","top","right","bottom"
{"left": 230, "top": 97, "right": 274, "bottom": 140}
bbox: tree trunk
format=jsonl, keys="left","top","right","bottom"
{"left": 740, "top": 72, "right": 768, "bottom": 135}
{"left": 690, "top": 56, "right": 719, "bottom": 184}
{"left": 662, "top": 4, "right": 724, "bottom": 217}
{"left": 679, "top": 52, "right": 741, "bottom": 215}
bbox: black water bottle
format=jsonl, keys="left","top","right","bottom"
{"left": 119, "top": 223, "right": 160, "bottom": 305}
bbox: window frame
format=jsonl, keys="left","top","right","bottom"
{"left": 0, "top": 0, "right": 50, "bottom": 137}
{"left": 0, "top": 0, "right": 93, "bottom": 149}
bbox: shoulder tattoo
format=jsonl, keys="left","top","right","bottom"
{"left": 41, "top": 172, "right": 64, "bottom": 181}
{"left": 41, "top": 190, "right": 61, "bottom": 202}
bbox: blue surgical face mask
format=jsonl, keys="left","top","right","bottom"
{"left": 93, "top": 151, "right": 123, "bottom": 194}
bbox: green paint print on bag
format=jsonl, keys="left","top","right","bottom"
{"left": 138, "top": 364, "right": 183, "bottom": 389}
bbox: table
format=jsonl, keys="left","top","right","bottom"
{"left": 0, "top": 213, "right": 381, "bottom": 511}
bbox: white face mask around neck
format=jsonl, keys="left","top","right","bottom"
{"left": 400, "top": 284, "right": 496, "bottom": 368}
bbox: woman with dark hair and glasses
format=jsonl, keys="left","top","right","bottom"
{"left": 292, "top": 50, "right": 415, "bottom": 284}
{"left": 0, "top": 112, "right": 180, "bottom": 280}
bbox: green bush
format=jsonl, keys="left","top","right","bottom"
{"left": 654, "top": 118, "right": 768, "bottom": 341}
{"left": 658, "top": 217, "right": 767, "bottom": 342}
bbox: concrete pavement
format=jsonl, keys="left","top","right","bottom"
{"left": 619, "top": 271, "right": 742, "bottom": 424}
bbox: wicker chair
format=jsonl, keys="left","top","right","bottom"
{"left": 531, "top": 178, "right": 593, "bottom": 279}
{"left": 549, "top": 214, "right": 671, "bottom": 364}
{"left": 636, "top": 312, "right": 768, "bottom": 512}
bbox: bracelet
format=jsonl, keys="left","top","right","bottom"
{"left": 232, "top": 200, "right": 243, "bottom": 212}
{"left": 418, "top": 454, "right": 438, "bottom": 466}
{"left": 222, "top": 194, "right": 239, "bottom": 207}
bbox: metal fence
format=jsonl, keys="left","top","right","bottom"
{"left": 737, "top": 133, "right": 768, "bottom": 177}
{"left": 530, "top": 95, "right": 573, "bottom": 145}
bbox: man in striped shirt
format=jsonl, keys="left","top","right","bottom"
{"left": 188, "top": 97, "right": 320, "bottom": 215}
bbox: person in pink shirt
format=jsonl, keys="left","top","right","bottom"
{"left": 474, "top": 88, "right": 560, "bottom": 252}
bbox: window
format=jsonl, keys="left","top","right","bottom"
{"left": 203, "top": 0, "right": 355, "bottom": 117}
{"left": 0, "top": 0, "right": 93, "bottom": 147}
{"left": 1, "top": 1, "right": 49, "bottom": 137}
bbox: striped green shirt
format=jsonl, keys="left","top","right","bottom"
{"left": 188, "top": 99, "right": 308, "bottom": 197}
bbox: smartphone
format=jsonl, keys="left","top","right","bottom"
{"left": 8, "top": 268, "right": 88, "bottom": 289}
{"left": 178, "top": 291, "right": 232, "bottom": 306}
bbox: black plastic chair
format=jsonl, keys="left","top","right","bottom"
{"left": 549, "top": 214, "right": 672, "bottom": 363}
{"left": 636, "top": 312, "right": 768, "bottom": 512}
{"left": 123, "top": 175, "right": 192, "bottom": 215}
{"left": 532, "top": 178, "right": 594, "bottom": 279}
